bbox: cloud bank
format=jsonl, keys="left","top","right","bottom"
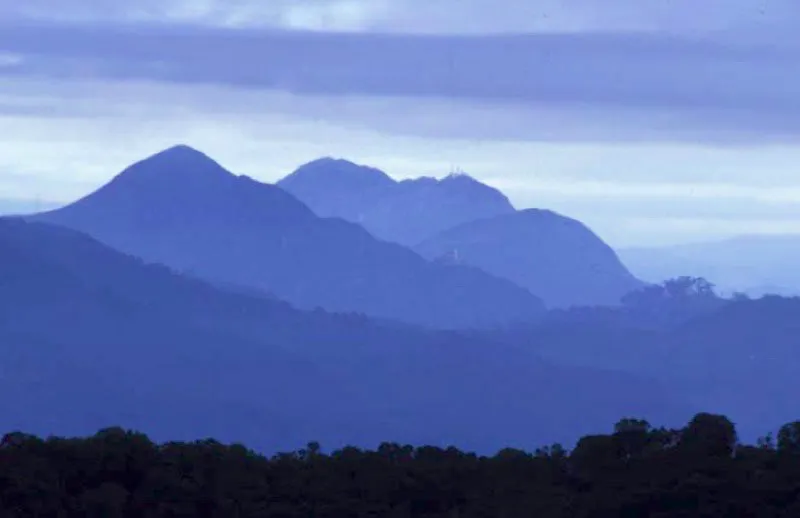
{"left": 1, "top": 21, "right": 799, "bottom": 144}
{"left": 2, "top": 0, "right": 798, "bottom": 37}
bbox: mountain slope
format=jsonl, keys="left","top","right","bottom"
{"left": 416, "top": 209, "right": 644, "bottom": 308}
{"left": 29, "top": 145, "right": 543, "bottom": 329}
{"left": 0, "top": 218, "right": 692, "bottom": 452}
{"left": 278, "top": 158, "right": 515, "bottom": 245}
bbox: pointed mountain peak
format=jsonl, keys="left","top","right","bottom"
{"left": 110, "top": 144, "right": 233, "bottom": 188}
{"left": 279, "top": 157, "right": 395, "bottom": 191}
{"left": 143, "top": 144, "right": 221, "bottom": 166}
{"left": 159, "top": 143, "right": 206, "bottom": 156}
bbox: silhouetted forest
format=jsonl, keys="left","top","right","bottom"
{"left": 4, "top": 413, "right": 800, "bottom": 517}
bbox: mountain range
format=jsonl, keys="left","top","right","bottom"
{"left": 30, "top": 145, "right": 544, "bottom": 329}
{"left": 0, "top": 217, "right": 691, "bottom": 452}
{"left": 277, "top": 158, "right": 516, "bottom": 246}
{"left": 4, "top": 144, "right": 800, "bottom": 449}
{"left": 281, "top": 155, "right": 800, "bottom": 301}
{"left": 279, "top": 157, "right": 642, "bottom": 308}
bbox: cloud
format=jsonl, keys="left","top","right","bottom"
{"left": 3, "top": 74, "right": 800, "bottom": 186}
{"left": 1, "top": 21, "right": 799, "bottom": 144}
{"left": 0, "top": 53, "right": 24, "bottom": 68}
{"left": 0, "top": 1, "right": 391, "bottom": 31}
{"left": 4, "top": 74, "right": 800, "bottom": 247}
{"left": 1, "top": 0, "right": 799, "bottom": 38}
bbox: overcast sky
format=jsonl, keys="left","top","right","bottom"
{"left": 1, "top": 0, "right": 799, "bottom": 247}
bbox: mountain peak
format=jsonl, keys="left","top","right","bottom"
{"left": 145, "top": 144, "right": 219, "bottom": 165}
{"left": 109, "top": 144, "right": 233, "bottom": 188}
{"left": 30, "top": 145, "right": 317, "bottom": 231}
{"left": 280, "top": 157, "right": 395, "bottom": 192}
{"left": 442, "top": 171, "right": 477, "bottom": 182}
{"left": 279, "top": 160, "right": 516, "bottom": 244}
{"left": 160, "top": 143, "right": 203, "bottom": 155}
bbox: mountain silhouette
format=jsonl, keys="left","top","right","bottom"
{"left": 0, "top": 218, "right": 692, "bottom": 452}
{"left": 29, "top": 145, "right": 543, "bottom": 329}
{"left": 278, "top": 158, "right": 515, "bottom": 245}
{"left": 415, "top": 209, "right": 644, "bottom": 308}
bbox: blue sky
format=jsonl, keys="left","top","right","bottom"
{"left": 1, "top": 0, "right": 799, "bottom": 247}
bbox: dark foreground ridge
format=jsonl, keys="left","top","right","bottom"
{"left": 3, "top": 413, "right": 800, "bottom": 517}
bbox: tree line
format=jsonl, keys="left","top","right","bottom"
{"left": 4, "top": 413, "right": 800, "bottom": 517}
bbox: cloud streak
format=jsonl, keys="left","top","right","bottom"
{"left": 2, "top": 0, "right": 799, "bottom": 37}
{"left": 1, "top": 22, "right": 799, "bottom": 143}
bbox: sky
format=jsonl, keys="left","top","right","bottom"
{"left": 1, "top": 0, "right": 800, "bottom": 247}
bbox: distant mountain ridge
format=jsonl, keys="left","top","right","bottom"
{"left": 417, "top": 209, "right": 644, "bottom": 308}
{"left": 278, "top": 157, "right": 642, "bottom": 308}
{"left": 29, "top": 145, "right": 544, "bottom": 329}
{"left": 278, "top": 157, "right": 516, "bottom": 245}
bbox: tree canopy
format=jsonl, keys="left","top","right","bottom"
{"left": 2, "top": 414, "right": 800, "bottom": 517}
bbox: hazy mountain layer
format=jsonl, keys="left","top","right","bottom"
{"left": 417, "top": 209, "right": 643, "bottom": 308}
{"left": 278, "top": 158, "right": 516, "bottom": 245}
{"left": 30, "top": 146, "right": 544, "bottom": 329}
{"left": 0, "top": 218, "right": 690, "bottom": 452}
